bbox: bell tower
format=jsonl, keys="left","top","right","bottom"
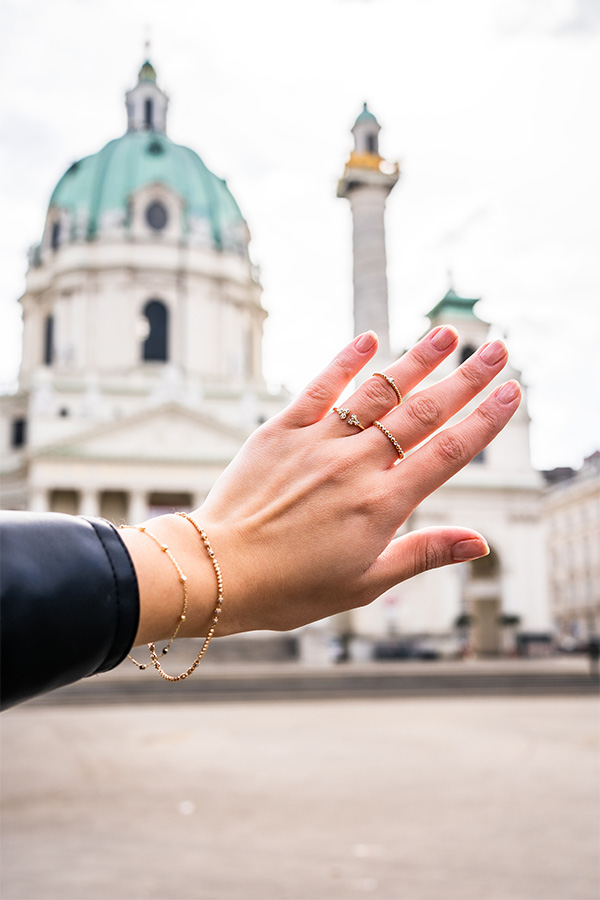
{"left": 337, "top": 103, "right": 399, "bottom": 371}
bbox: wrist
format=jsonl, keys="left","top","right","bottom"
{"left": 121, "top": 513, "right": 219, "bottom": 647}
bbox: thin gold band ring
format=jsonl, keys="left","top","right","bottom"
{"left": 373, "top": 420, "right": 405, "bottom": 459}
{"left": 372, "top": 372, "right": 402, "bottom": 406}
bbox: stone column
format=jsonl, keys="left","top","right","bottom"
{"left": 28, "top": 488, "right": 49, "bottom": 512}
{"left": 128, "top": 491, "right": 148, "bottom": 524}
{"left": 80, "top": 489, "right": 100, "bottom": 518}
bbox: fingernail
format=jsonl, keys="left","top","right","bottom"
{"left": 452, "top": 538, "right": 490, "bottom": 562}
{"left": 355, "top": 331, "right": 378, "bottom": 353}
{"left": 495, "top": 380, "right": 520, "bottom": 404}
{"left": 479, "top": 340, "right": 507, "bottom": 365}
{"left": 430, "top": 325, "right": 458, "bottom": 350}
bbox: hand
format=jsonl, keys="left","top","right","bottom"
{"left": 187, "top": 324, "right": 521, "bottom": 635}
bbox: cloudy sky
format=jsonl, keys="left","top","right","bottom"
{"left": 1, "top": 0, "right": 598, "bottom": 469}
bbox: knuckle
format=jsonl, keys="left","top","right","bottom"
{"left": 422, "top": 536, "right": 445, "bottom": 572}
{"left": 405, "top": 394, "right": 442, "bottom": 430}
{"left": 456, "top": 361, "right": 484, "bottom": 391}
{"left": 303, "top": 381, "right": 332, "bottom": 407}
{"left": 474, "top": 400, "right": 500, "bottom": 430}
{"left": 434, "top": 430, "right": 469, "bottom": 466}
{"left": 361, "top": 378, "right": 395, "bottom": 408}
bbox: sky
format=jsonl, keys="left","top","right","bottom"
{"left": 1, "top": 0, "right": 599, "bottom": 469}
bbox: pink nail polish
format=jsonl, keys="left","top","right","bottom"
{"left": 479, "top": 340, "right": 507, "bottom": 365}
{"left": 495, "top": 380, "right": 520, "bottom": 404}
{"left": 452, "top": 539, "right": 490, "bottom": 562}
{"left": 355, "top": 331, "right": 377, "bottom": 353}
{"left": 431, "top": 325, "right": 457, "bottom": 351}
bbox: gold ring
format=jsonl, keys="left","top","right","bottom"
{"left": 372, "top": 372, "right": 402, "bottom": 405}
{"left": 373, "top": 420, "right": 405, "bottom": 459}
{"left": 333, "top": 407, "right": 366, "bottom": 431}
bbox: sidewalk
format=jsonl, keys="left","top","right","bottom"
{"left": 29, "top": 651, "right": 600, "bottom": 706}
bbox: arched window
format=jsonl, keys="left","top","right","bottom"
{"left": 50, "top": 222, "right": 61, "bottom": 251}
{"left": 44, "top": 314, "right": 55, "bottom": 365}
{"left": 142, "top": 300, "right": 168, "bottom": 362}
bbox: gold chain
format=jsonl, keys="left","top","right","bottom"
{"left": 121, "top": 524, "right": 188, "bottom": 670}
{"left": 121, "top": 515, "right": 224, "bottom": 682}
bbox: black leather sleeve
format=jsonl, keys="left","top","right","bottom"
{"left": 0, "top": 511, "right": 140, "bottom": 710}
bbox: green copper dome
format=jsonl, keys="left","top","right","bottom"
{"left": 48, "top": 130, "right": 246, "bottom": 251}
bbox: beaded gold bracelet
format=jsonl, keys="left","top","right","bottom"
{"left": 121, "top": 524, "right": 188, "bottom": 670}
{"left": 122, "top": 515, "right": 224, "bottom": 682}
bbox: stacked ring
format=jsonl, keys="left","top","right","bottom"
{"left": 372, "top": 372, "right": 402, "bottom": 406}
{"left": 373, "top": 420, "right": 405, "bottom": 459}
{"left": 333, "top": 407, "right": 366, "bottom": 431}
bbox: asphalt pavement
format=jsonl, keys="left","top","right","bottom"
{"left": 2, "top": 691, "right": 599, "bottom": 900}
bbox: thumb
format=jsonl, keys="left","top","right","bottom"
{"left": 368, "top": 527, "right": 489, "bottom": 595}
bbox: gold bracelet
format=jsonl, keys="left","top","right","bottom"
{"left": 121, "top": 524, "right": 189, "bottom": 670}
{"left": 122, "top": 516, "right": 224, "bottom": 682}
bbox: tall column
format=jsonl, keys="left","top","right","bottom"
{"left": 337, "top": 103, "right": 399, "bottom": 376}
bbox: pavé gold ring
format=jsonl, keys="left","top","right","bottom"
{"left": 332, "top": 407, "right": 366, "bottom": 431}
{"left": 373, "top": 420, "right": 405, "bottom": 459}
{"left": 372, "top": 372, "right": 402, "bottom": 406}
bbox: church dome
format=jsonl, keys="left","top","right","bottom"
{"left": 40, "top": 60, "right": 248, "bottom": 258}
{"left": 48, "top": 130, "right": 246, "bottom": 251}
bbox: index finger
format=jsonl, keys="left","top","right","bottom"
{"left": 280, "top": 331, "right": 379, "bottom": 428}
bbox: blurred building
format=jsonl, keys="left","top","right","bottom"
{"left": 1, "top": 66, "right": 552, "bottom": 658}
{"left": 543, "top": 452, "right": 600, "bottom": 645}
{"left": 331, "top": 108, "right": 551, "bottom": 658}
{"left": 0, "top": 60, "right": 288, "bottom": 521}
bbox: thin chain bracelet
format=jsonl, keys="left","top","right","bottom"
{"left": 120, "top": 524, "right": 189, "bottom": 670}
{"left": 147, "top": 513, "right": 223, "bottom": 682}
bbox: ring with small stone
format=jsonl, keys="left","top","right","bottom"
{"left": 332, "top": 407, "right": 366, "bottom": 431}
{"left": 373, "top": 420, "right": 405, "bottom": 459}
{"left": 372, "top": 372, "right": 402, "bottom": 406}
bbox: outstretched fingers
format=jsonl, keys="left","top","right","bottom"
{"left": 397, "top": 379, "right": 522, "bottom": 508}
{"left": 280, "top": 331, "right": 379, "bottom": 428}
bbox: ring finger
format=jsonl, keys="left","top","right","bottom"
{"left": 366, "top": 338, "right": 509, "bottom": 464}
{"left": 327, "top": 324, "right": 459, "bottom": 434}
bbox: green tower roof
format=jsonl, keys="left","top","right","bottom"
{"left": 427, "top": 288, "right": 481, "bottom": 321}
{"left": 48, "top": 130, "right": 246, "bottom": 250}
{"left": 354, "top": 102, "right": 378, "bottom": 126}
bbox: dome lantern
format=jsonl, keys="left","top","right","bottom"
{"left": 125, "top": 58, "right": 168, "bottom": 134}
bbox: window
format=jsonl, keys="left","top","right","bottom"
{"left": 11, "top": 418, "right": 26, "bottom": 448}
{"left": 44, "top": 314, "right": 55, "bottom": 365}
{"left": 145, "top": 201, "right": 168, "bottom": 231}
{"left": 142, "top": 300, "right": 168, "bottom": 361}
{"left": 366, "top": 134, "right": 378, "bottom": 154}
{"left": 50, "top": 222, "right": 61, "bottom": 250}
{"left": 144, "top": 98, "right": 154, "bottom": 129}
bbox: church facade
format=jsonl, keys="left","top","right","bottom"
{"left": 1, "top": 63, "right": 551, "bottom": 657}
{"left": 0, "top": 61, "right": 289, "bottom": 525}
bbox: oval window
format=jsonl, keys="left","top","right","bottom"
{"left": 145, "top": 201, "right": 168, "bottom": 231}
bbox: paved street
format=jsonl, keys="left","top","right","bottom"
{"left": 1, "top": 695, "right": 599, "bottom": 900}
